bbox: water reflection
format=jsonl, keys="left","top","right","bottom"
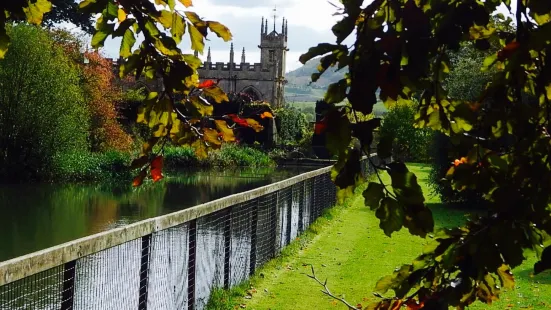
{"left": 0, "top": 166, "right": 315, "bottom": 262}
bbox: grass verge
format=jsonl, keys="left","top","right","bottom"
{"left": 207, "top": 163, "right": 551, "bottom": 310}
{"left": 205, "top": 183, "right": 367, "bottom": 309}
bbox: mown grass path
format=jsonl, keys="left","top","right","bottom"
{"left": 229, "top": 164, "right": 551, "bottom": 310}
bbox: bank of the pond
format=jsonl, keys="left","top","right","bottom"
{"left": 3, "top": 144, "right": 275, "bottom": 183}
{"left": 208, "top": 164, "right": 551, "bottom": 310}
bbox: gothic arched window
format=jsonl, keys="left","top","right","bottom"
{"left": 241, "top": 86, "right": 262, "bottom": 101}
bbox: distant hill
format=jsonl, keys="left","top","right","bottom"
{"left": 284, "top": 58, "right": 347, "bottom": 102}
{"left": 286, "top": 58, "right": 348, "bottom": 87}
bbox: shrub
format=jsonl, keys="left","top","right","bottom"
{"left": 52, "top": 150, "right": 131, "bottom": 181}
{"left": 427, "top": 44, "right": 494, "bottom": 206}
{"left": 0, "top": 25, "right": 89, "bottom": 180}
{"left": 164, "top": 144, "right": 274, "bottom": 168}
{"left": 61, "top": 152, "right": 128, "bottom": 181}
{"left": 379, "top": 102, "right": 433, "bottom": 163}
{"left": 275, "top": 107, "right": 310, "bottom": 146}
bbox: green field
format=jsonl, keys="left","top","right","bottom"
{"left": 286, "top": 101, "right": 388, "bottom": 118}
{"left": 208, "top": 164, "right": 551, "bottom": 310}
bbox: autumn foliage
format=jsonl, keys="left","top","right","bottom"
{"left": 81, "top": 51, "right": 133, "bottom": 152}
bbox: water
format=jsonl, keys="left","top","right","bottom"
{"left": 0, "top": 166, "right": 315, "bottom": 262}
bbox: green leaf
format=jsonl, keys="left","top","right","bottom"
{"left": 183, "top": 54, "right": 202, "bottom": 69}
{"left": 497, "top": 264, "right": 515, "bottom": 290}
{"left": 403, "top": 206, "right": 434, "bottom": 238}
{"left": 185, "top": 96, "right": 213, "bottom": 117}
{"left": 482, "top": 53, "right": 498, "bottom": 71}
{"left": 112, "top": 18, "right": 135, "bottom": 37}
{"left": 332, "top": 16, "right": 355, "bottom": 44}
{"left": 188, "top": 23, "right": 205, "bottom": 53}
{"left": 299, "top": 43, "right": 342, "bottom": 65}
{"left": 91, "top": 17, "right": 115, "bottom": 48}
{"left": 207, "top": 21, "right": 232, "bottom": 41}
{"left": 375, "top": 197, "right": 404, "bottom": 236}
{"left": 202, "top": 85, "right": 228, "bottom": 103}
{"left": 363, "top": 182, "right": 385, "bottom": 210}
{"left": 119, "top": 53, "right": 141, "bottom": 78}
{"left": 387, "top": 163, "right": 425, "bottom": 205}
{"left": 171, "top": 13, "right": 186, "bottom": 44}
{"left": 324, "top": 79, "right": 348, "bottom": 104}
{"left": 377, "top": 135, "right": 393, "bottom": 159}
{"left": 325, "top": 109, "right": 351, "bottom": 157}
{"left": 104, "top": 0, "right": 118, "bottom": 21}
{"left": 120, "top": 29, "right": 136, "bottom": 58}
{"left": 78, "top": 0, "right": 105, "bottom": 13}
{"left": 0, "top": 25, "right": 9, "bottom": 59}
{"left": 144, "top": 18, "right": 161, "bottom": 37}
{"left": 157, "top": 10, "right": 173, "bottom": 29}
{"left": 23, "top": 0, "right": 53, "bottom": 24}
{"left": 534, "top": 246, "right": 551, "bottom": 275}
{"left": 374, "top": 275, "right": 393, "bottom": 294}
{"left": 352, "top": 118, "right": 381, "bottom": 152}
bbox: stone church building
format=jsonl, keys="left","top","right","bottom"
{"left": 197, "top": 17, "right": 288, "bottom": 108}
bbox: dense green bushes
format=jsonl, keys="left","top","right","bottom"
{"left": 427, "top": 45, "right": 494, "bottom": 206}
{"left": 52, "top": 151, "right": 131, "bottom": 181}
{"left": 0, "top": 25, "right": 89, "bottom": 180}
{"left": 164, "top": 144, "right": 275, "bottom": 168}
{"left": 275, "top": 107, "right": 311, "bottom": 146}
{"left": 379, "top": 102, "right": 433, "bottom": 163}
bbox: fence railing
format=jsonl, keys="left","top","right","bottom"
{"left": 0, "top": 158, "right": 373, "bottom": 310}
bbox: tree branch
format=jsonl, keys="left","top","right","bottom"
{"left": 306, "top": 266, "right": 359, "bottom": 310}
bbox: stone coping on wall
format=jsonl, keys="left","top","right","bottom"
{"left": 0, "top": 165, "right": 336, "bottom": 287}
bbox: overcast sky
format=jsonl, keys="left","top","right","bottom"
{"left": 100, "top": 0, "right": 344, "bottom": 72}
{"left": 98, "top": 0, "right": 513, "bottom": 73}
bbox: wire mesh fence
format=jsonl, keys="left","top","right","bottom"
{"left": 0, "top": 158, "right": 373, "bottom": 310}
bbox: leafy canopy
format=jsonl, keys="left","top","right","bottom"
{"left": 301, "top": 0, "right": 551, "bottom": 308}
{"left": 5, "top": 0, "right": 551, "bottom": 308}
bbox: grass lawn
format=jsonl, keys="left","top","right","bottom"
{"left": 208, "top": 164, "right": 551, "bottom": 309}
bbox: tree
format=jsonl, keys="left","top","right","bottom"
{"left": 0, "top": 0, "right": 264, "bottom": 186}
{"left": 0, "top": 25, "right": 89, "bottom": 180}
{"left": 5, "top": 0, "right": 94, "bottom": 34}
{"left": 298, "top": 0, "right": 551, "bottom": 308}
{"left": 4, "top": 0, "right": 551, "bottom": 308}
{"left": 379, "top": 102, "right": 433, "bottom": 163}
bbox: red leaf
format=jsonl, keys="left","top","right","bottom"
{"left": 150, "top": 156, "right": 164, "bottom": 182}
{"left": 198, "top": 79, "right": 216, "bottom": 89}
{"left": 227, "top": 114, "right": 249, "bottom": 127}
{"left": 132, "top": 169, "right": 147, "bottom": 187}
{"left": 497, "top": 41, "right": 520, "bottom": 61}
{"left": 314, "top": 118, "right": 328, "bottom": 135}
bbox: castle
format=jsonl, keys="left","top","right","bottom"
{"left": 197, "top": 16, "right": 288, "bottom": 108}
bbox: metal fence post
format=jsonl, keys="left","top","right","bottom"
{"left": 298, "top": 181, "right": 305, "bottom": 233}
{"left": 286, "top": 189, "right": 292, "bottom": 245}
{"left": 223, "top": 207, "right": 232, "bottom": 289}
{"left": 249, "top": 200, "right": 258, "bottom": 276}
{"left": 138, "top": 234, "right": 152, "bottom": 310}
{"left": 60, "top": 260, "right": 76, "bottom": 310}
{"left": 187, "top": 220, "right": 197, "bottom": 310}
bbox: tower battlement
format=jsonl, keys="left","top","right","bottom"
{"left": 197, "top": 13, "right": 288, "bottom": 108}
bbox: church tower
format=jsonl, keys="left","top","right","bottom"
{"left": 259, "top": 9, "right": 288, "bottom": 107}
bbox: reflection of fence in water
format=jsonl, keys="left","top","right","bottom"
{"left": 0, "top": 159, "right": 373, "bottom": 310}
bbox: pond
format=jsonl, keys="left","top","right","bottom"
{"left": 0, "top": 166, "right": 317, "bottom": 262}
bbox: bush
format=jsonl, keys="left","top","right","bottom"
{"left": 164, "top": 144, "right": 275, "bottom": 168}
{"left": 52, "top": 150, "right": 131, "bottom": 181}
{"left": 427, "top": 45, "right": 494, "bottom": 206}
{"left": 275, "top": 107, "right": 310, "bottom": 146}
{"left": 0, "top": 25, "right": 89, "bottom": 180}
{"left": 379, "top": 102, "right": 433, "bottom": 163}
